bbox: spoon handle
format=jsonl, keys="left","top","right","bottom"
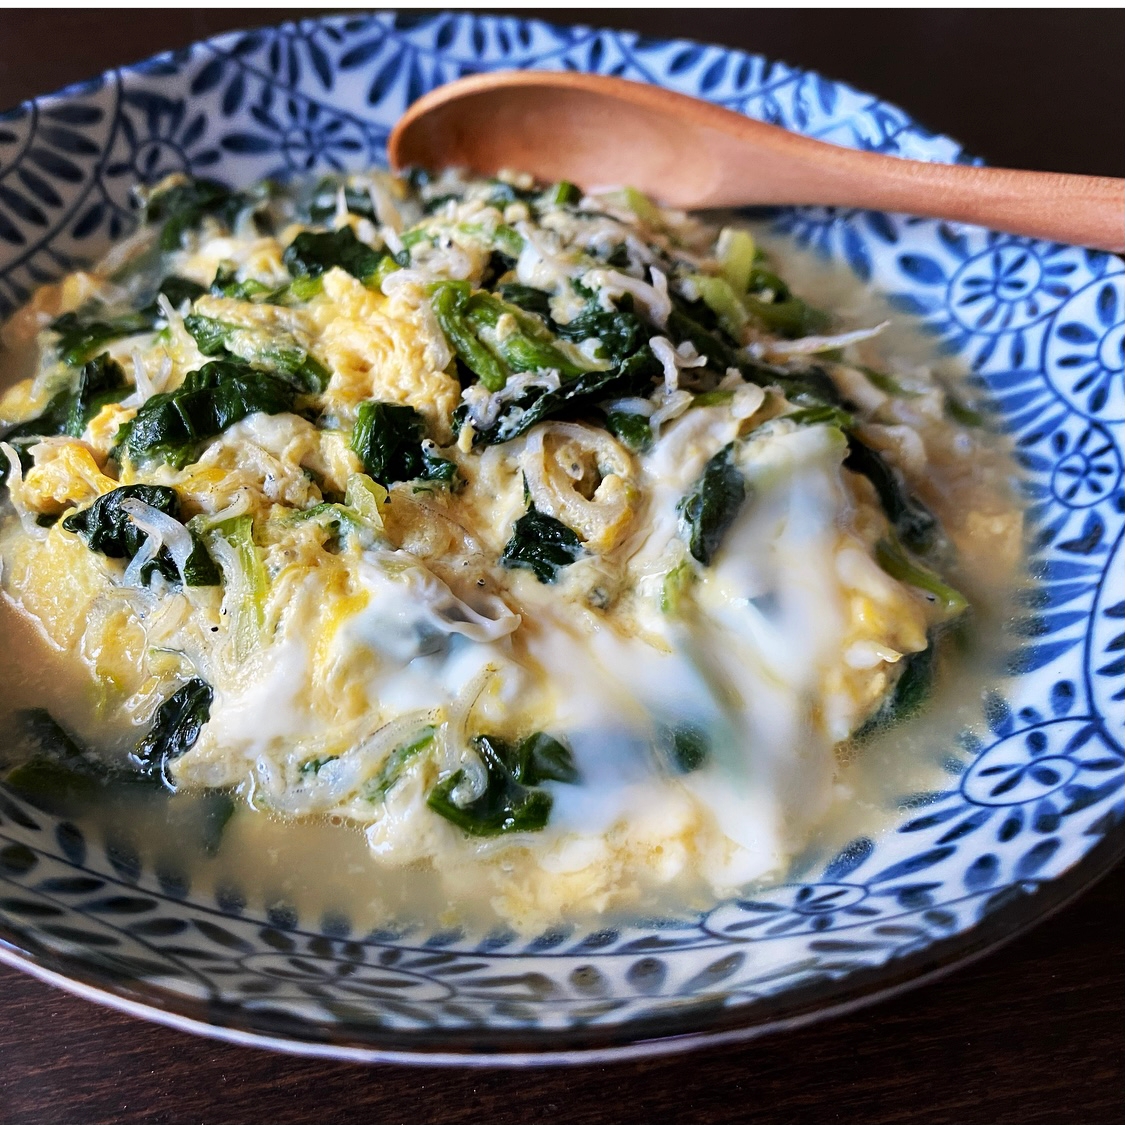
{"left": 706, "top": 120, "right": 1125, "bottom": 252}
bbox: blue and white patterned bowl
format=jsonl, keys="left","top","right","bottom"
{"left": 0, "top": 13, "right": 1122, "bottom": 1065}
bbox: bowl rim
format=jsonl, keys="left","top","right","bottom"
{"left": 1, "top": 10, "right": 1122, "bottom": 1066}
{"left": 1, "top": 827, "right": 1119, "bottom": 1066}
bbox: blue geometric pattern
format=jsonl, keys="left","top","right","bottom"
{"left": 0, "top": 13, "right": 1121, "bottom": 1060}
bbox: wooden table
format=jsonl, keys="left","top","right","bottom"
{"left": 1, "top": 10, "right": 1122, "bottom": 1124}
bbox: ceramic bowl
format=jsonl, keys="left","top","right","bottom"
{"left": 0, "top": 12, "right": 1121, "bottom": 1065}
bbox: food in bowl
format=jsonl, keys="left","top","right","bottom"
{"left": 0, "top": 169, "right": 1021, "bottom": 928}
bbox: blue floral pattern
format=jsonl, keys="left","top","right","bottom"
{"left": 0, "top": 13, "right": 1121, "bottom": 1060}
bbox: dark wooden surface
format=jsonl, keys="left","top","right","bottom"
{"left": 1, "top": 9, "right": 1123, "bottom": 1125}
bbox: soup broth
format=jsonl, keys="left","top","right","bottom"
{"left": 0, "top": 174, "right": 1025, "bottom": 934}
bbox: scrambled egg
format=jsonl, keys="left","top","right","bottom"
{"left": 0, "top": 170, "right": 1005, "bottom": 928}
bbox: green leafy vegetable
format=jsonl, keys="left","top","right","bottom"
{"left": 844, "top": 435, "right": 939, "bottom": 554}
{"left": 62, "top": 484, "right": 220, "bottom": 587}
{"left": 119, "top": 360, "right": 298, "bottom": 466}
{"left": 662, "top": 724, "right": 710, "bottom": 773}
{"left": 678, "top": 443, "right": 747, "bottom": 565}
{"left": 554, "top": 288, "right": 646, "bottom": 365}
{"left": 183, "top": 314, "right": 330, "bottom": 392}
{"left": 205, "top": 514, "right": 268, "bottom": 662}
{"left": 744, "top": 266, "right": 831, "bottom": 339}
{"left": 509, "top": 732, "right": 580, "bottom": 785}
{"left": 856, "top": 365, "right": 913, "bottom": 397}
{"left": 545, "top": 180, "right": 581, "bottom": 207}
{"left": 484, "top": 179, "right": 538, "bottom": 207}
{"left": 198, "top": 791, "right": 236, "bottom": 855}
{"left": 63, "top": 353, "right": 129, "bottom": 436}
{"left": 207, "top": 265, "right": 272, "bottom": 302}
{"left": 282, "top": 226, "right": 385, "bottom": 282}
{"left": 660, "top": 560, "right": 694, "bottom": 615}
{"left": 48, "top": 275, "right": 205, "bottom": 367}
{"left": 349, "top": 401, "right": 457, "bottom": 487}
{"left": 944, "top": 393, "right": 986, "bottom": 427}
{"left": 462, "top": 346, "right": 661, "bottom": 446}
{"left": 500, "top": 506, "right": 584, "bottom": 583}
{"left": 783, "top": 403, "right": 855, "bottom": 430}
{"left": 496, "top": 282, "right": 552, "bottom": 319}
{"left": 155, "top": 275, "right": 208, "bottom": 309}
{"left": 430, "top": 281, "right": 508, "bottom": 392}
{"left": 365, "top": 726, "right": 436, "bottom": 799}
{"left": 307, "top": 179, "right": 377, "bottom": 223}
{"left": 692, "top": 274, "right": 750, "bottom": 341}
{"left": 50, "top": 309, "right": 153, "bottom": 367}
{"left": 463, "top": 291, "right": 588, "bottom": 379}
{"left": 853, "top": 641, "right": 937, "bottom": 741}
{"left": 129, "top": 678, "right": 213, "bottom": 786}
{"left": 604, "top": 410, "right": 653, "bottom": 452}
{"left": 426, "top": 732, "right": 576, "bottom": 837}
{"left": 0, "top": 353, "right": 129, "bottom": 485}
{"left": 875, "top": 536, "right": 967, "bottom": 615}
{"left": 0, "top": 709, "right": 107, "bottom": 811}
{"left": 667, "top": 298, "right": 742, "bottom": 371}
{"left": 716, "top": 227, "right": 756, "bottom": 294}
{"left": 146, "top": 177, "right": 256, "bottom": 251}
{"left": 744, "top": 292, "right": 830, "bottom": 339}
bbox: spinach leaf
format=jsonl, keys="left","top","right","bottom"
{"left": 554, "top": 289, "right": 645, "bottom": 365}
{"left": 1, "top": 354, "right": 127, "bottom": 483}
{"left": 666, "top": 298, "right": 740, "bottom": 371}
{"left": 1, "top": 710, "right": 112, "bottom": 811}
{"left": 783, "top": 403, "right": 855, "bottom": 430}
{"left": 944, "top": 394, "right": 986, "bottom": 428}
{"left": 480, "top": 249, "right": 517, "bottom": 288}
{"left": 660, "top": 724, "right": 710, "bottom": 773}
{"left": 744, "top": 266, "right": 831, "bottom": 339}
{"left": 844, "top": 435, "right": 939, "bottom": 555}
{"left": 349, "top": 401, "right": 456, "bottom": 487}
{"left": 198, "top": 791, "right": 236, "bottom": 856}
{"left": 496, "top": 282, "right": 552, "bottom": 319}
{"left": 155, "top": 274, "right": 208, "bottom": 309}
{"left": 62, "top": 484, "right": 220, "bottom": 587}
{"left": 510, "top": 732, "right": 579, "bottom": 785}
{"left": 544, "top": 180, "right": 581, "bottom": 207}
{"left": 430, "top": 281, "right": 508, "bottom": 392}
{"left": 500, "top": 506, "right": 584, "bottom": 583}
{"left": 129, "top": 678, "right": 213, "bottom": 786}
{"left": 463, "top": 346, "right": 662, "bottom": 446}
{"left": 49, "top": 273, "right": 205, "bottom": 366}
{"left": 419, "top": 444, "right": 459, "bottom": 485}
{"left": 146, "top": 177, "right": 255, "bottom": 251}
{"left": 604, "top": 410, "right": 653, "bottom": 453}
{"left": 64, "top": 483, "right": 178, "bottom": 557}
{"left": 427, "top": 731, "right": 576, "bottom": 837}
{"left": 463, "top": 291, "right": 587, "bottom": 379}
{"left": 484, "top": 179, "right": 538, "bottom": 207}
{"left": 853, "top": 641, "right": 937, "bottom": 741}
{"left": 183, "top": 314, "right": 329, "bottom": 392}
{"left": 874, "top": 536, "right": 967, "bottom": 615}
{"left": 208, "top": 265, "right": 272, "bottom": 301}
{"left": 678, "top": 443, "right": 747, "bottom": 565}
{"left": 120, "top": 360, "right": 297, "bottom": 466}
{"left": 283, "top": 226, "right": 385, "bottom": 281}
{"left": 0, "top": 391, "right": 71, "bottom": 484}
{"left": 65, "top": 353, "right": 129, "bottom": 436}
{"left": 50, "top": 309, "right": 153, "bottom": 367}
{"left": 307, "top": 179, "right": 377, "bottom": 223}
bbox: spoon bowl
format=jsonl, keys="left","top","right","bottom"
{"left": 389, "top": 70, "right": 1124, "bottom": 252}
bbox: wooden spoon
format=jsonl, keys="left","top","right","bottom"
{"left": 388, "top": 71, "right": 1125, "bottom": 253}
